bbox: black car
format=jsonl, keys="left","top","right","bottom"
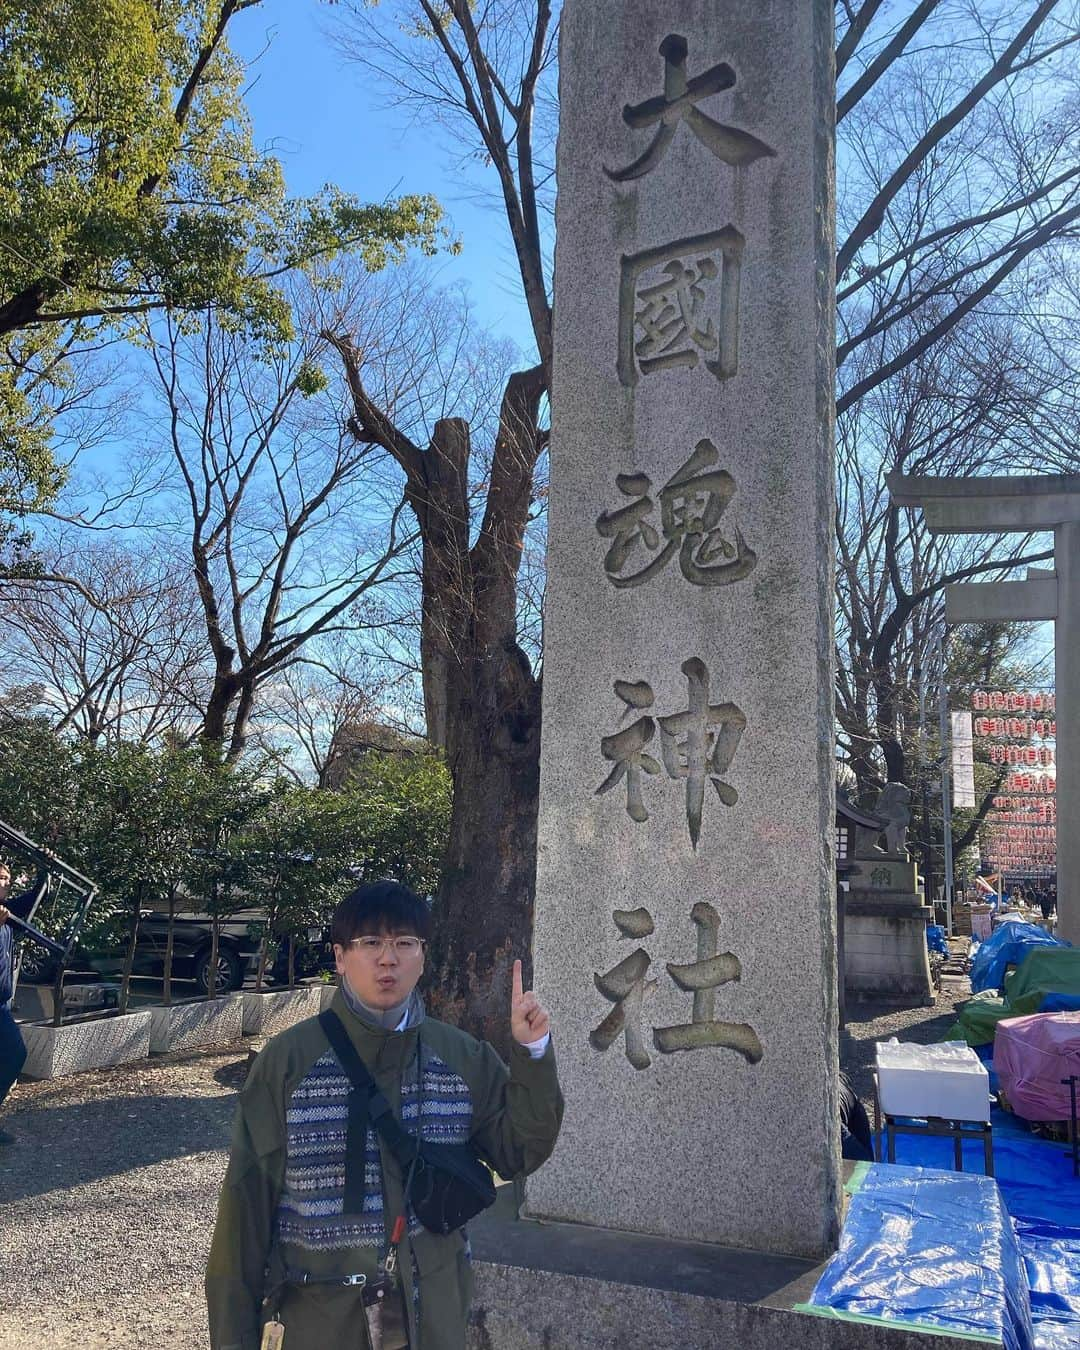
{"left": 19, "top": 909, "right": 266, "bottom": 993}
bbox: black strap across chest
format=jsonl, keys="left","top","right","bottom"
{"left": 318, "top": 1009, "right": 421, "bottom": 1211}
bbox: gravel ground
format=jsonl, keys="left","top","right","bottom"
{"left": 0, "top": 1042, "right": 246, "bottom": 1350}
{"left": 0, "top": 977, "right": 972, "bottom": 1350}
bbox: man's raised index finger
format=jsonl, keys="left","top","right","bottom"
{"left": 512, "top": 958, "right": 524, "bottom": 1005}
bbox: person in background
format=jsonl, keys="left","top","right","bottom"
{"left": 0, "top": 862, "right": 35, "bottom": 1144}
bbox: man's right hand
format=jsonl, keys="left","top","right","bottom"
{"left": 0, "top": 905, "right": 10, "bottom": 926}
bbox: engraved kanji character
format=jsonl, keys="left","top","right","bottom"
{"left": 590, "top": 909, "right": 658, "bottom": 1070}
{"left": 619, "top": 228, "right": 744, "bottom": 387}
{"left": 596, "top": 440, "right": 756, "bottom": 588}
{"left": 595, "top": 680, "right": 662, "bottom": 822}
{"left": 658, "top": 440, "right": 757, "bottom": 586}
{"left": 595, "top": 473, "right": 676, "bottom": 587}
{"left": 635, "top": 257, "right": 720, "bottom": 373}
{"left": 653, "top": 902, "right": 763, "bottom": 1064}
{"left": 657, "top": 658, "right": 746, "bottom": 848}
{"left": 605, "top": 34, "right": 776, "bottom": 183}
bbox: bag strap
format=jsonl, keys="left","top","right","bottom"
{"left": 318, "top": 1010, "right": 419, "bottom": 1173}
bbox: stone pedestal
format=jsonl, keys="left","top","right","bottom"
{"left": 530, "top": 0, "right": 839, "bottom": 1259}
{"left": 240, "top": 986, "right": 323, "bottom": 1036}
{"left": 148, "top": 994, "right": 244, "bottom": 1054}
{"left": 466, "top": 1214, "right": 993, "bottom": 1350}
{"left": 843, "top": 856, "right": 934, "bottom": 1004}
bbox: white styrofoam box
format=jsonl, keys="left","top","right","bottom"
{"left": 875, "top": 1038, "right": 991, "bottom": 1122}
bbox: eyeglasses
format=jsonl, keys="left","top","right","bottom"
{"left": 347, "top": 936, "right": 425, "bottom": 958}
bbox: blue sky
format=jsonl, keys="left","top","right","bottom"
{"left": 231, "top": 0, "right": 538, "bottom": 356}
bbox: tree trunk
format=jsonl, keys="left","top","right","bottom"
{"left": 426, "top": 645, "right": 541, "bottom": 1058}
{"left": 51, "top": 964, "right": 66, "bottom": 1028}
{"left": 254, "top": 912, "right": 273, "bottom": 993}
{"left": 287, "top": 932, "right": 297, "bottom": 989}
{"left": 118, "top": 893, "right": 142, "bottom": 1015}
{"left": 415, "top": 418, "right": 473, "bottom": 751}
{"left": 874, "top": 674, "right": 908, "bottom": 786}
{"left": 226, "top": 678, "right": 257, "bottom": 762}
{"left": 202, "top": 671, "right": 237, "bottom": 747}
{"left": 331, "top": 342, "right": 546, "bottom": 1050}
{"left": 162, "top": 888, "right": 177, "bottom": 1006}
{"left": 208, "top": 912, "right": 220, "bottom": 1000}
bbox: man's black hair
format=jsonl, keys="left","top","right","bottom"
{"left": 331, "top": 880, "right": 430, "bottom": 947}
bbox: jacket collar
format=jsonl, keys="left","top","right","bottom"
{"left": 329, "top": 984, "right": 426, "bottom": 1074}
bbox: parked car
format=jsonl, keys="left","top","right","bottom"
{"left": 19, "top": 909, "right": 265, "bottom": 993}
{"left": 265, "top": 924, "right": 336, "bottom": 985}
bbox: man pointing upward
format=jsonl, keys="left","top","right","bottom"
{"left": 207, "top": 879, "right": 563, "bottom": 1350}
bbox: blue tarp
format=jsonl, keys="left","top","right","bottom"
{"left": 810, "top": 1162, "right": 1034, "bottom": 1349}
{"left": 926, "top": 923, "right": 949, "bottom": 956}
{"left": 1040, "top": 993, "right": 1080, "bottom": 1013}
{"left": 970, "top": 922, "right": 1066, "bottom": 995}
{"left": 866, "top": 1116, "right": 1080, "bottom": 1350}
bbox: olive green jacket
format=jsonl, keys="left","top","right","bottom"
{"left": 205, "top": 989, "right": 562, "bottom": 1350}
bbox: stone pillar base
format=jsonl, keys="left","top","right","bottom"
{"left": 467, "top": 1214, "right": 991, "bottom": 1349}
{"left": 843, "top": 900, "right": 935, "bottom": 1005}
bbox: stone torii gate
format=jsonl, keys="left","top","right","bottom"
{"left": 887, "top": 472, "right": 1079, "bottom": 944}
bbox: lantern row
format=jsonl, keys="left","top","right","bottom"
{"left": 985, "top": 825, "right": 1056, "bottom": 842}
{"left": 973, "top": 717, "right": 1055, "bottom": 740}
{"left": 971, "top": 691, "right": 1055, "bottom": 712}
{"left": 988, "top": 745, "right": 1056, "bottom": 767}
{"left": 1002, "top": 773, "right": 1056, "bottom": 794}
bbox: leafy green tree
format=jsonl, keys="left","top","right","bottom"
{"left": 76, "top": 742, "right": 204, "bottom": 1012}
{"left": 242, "top": 783, "right": 353, "bottom": 989}
{"left": 338, "top": 750, "right": 451, "bottom": 900}
{"left": 0, "top": 0, "right": 446, "bottom": 551}
{"left": 182, "top": 751, "right": 271, "bottom": 996}
{"left": 0, "top": 711, "right": 86, "bottom": 853}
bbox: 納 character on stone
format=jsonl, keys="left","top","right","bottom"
{"left": 653, "top": 902, "right": 763, "bottom": 1064}
{"left": 605, "top": 33, "right": 775, "bottom": 183}
{"left": 595, "top": 679, "right": 662, "bottom": 822}
{"left": 619, "top": 228, "right": 744, "bottom": 386}
{"left": 658, "top": 658, "right": 746, "bottom": 848}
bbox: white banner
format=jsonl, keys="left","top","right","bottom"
{"left": 951, "top": 710, "right": 976, "bottom": 807}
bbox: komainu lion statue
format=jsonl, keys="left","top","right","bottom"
{"left": 874, "top": 782, "right": 912, "bottom": 856}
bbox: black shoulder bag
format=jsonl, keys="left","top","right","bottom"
{"left": 319, "top": 1010, "right": 496, "bottom": 1235}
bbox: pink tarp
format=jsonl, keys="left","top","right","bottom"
{"left": 995, "top": 1011, "right": 1080, "bottom": 1122}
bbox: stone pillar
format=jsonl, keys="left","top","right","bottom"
{"left": 531, "top": 0, "right": 840, "bottom": 1258}
{"left": 1056, "top": 521, "right": 1079, "bottom": 944}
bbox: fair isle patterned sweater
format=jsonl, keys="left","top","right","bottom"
{"left": 278, "top": 1043, "right": 472, "bottom": 1253}
{"left": 206, "top": 988, "right": 563, "bottom": 1350}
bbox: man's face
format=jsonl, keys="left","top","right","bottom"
{"left": 0, "top": 867, "right": 10, "bottom": 899}
{"left": 334, "top": 928, "right": 426, "bottom": 1010}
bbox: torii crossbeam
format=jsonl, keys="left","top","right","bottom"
{"left": 887, "top": 472, "right": 1080, "bottom": 943}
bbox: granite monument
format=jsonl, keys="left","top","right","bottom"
{"left": 529, "top": 0, "right": 840, "bottom": 1258}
